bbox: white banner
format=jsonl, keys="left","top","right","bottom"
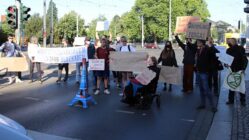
{"left": 28, "top": 46, "right": 88, "bottom": 63}
{"left": 223, "top": 70, "right": 245, "bottom": 94}
{"left": 88, "top": 59, "right": 105, "bottom": 70}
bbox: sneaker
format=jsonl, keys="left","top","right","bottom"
{"left": 196, "top": 105, "right": 206, "bottom": 110}
{"left": 119, "top": 92, "right": 124, "bottom": 96}
{"left": 94, "top": 89, "right": 100, "bottom": 95}
{"left": 104, "top": 89, "right": 110, "bottom": 95}
{"left": 56, "top": 79, "right": 61, "bottom": 84}
{"left": 15, "top": 77, "right": 23, "bottom": 83}
{"left": 211, "top": 107, "right": 217, "bottom": 113}
{"left": 7, "top": 77, "right": 14, "bottom": 84}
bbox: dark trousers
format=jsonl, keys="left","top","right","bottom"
{"left": 208, "top": 71, "right": 218, "bottom": 94}
{"left": 183, "top": 64, "right": 194, "bottom": 91}
{"left": 228, "top": 90, "right": 245, "bottom": 103}
{"left": 58, "top": 63, "right": 69, "bottom": 80}
{"left": 30, "top": 61, "right": 42, "bottom": 81}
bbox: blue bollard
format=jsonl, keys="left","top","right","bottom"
{"left": 68, "top": 58, "right": 96, "bottom": 108}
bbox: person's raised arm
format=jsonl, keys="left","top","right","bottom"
{"left": 174, "top": 34, "right": 185, "bottom": 51}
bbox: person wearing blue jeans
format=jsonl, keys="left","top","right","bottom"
{"left": 195, "top": 39, "right": 217, "bottom": 113}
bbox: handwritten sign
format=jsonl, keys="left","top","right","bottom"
{"left": 88, "top": 59, "right": 105, "bottom": 70}
{"left": 74, "top": 37, "right": 85, "bottom": 46}
{"left": 28, "top": 46, "right": 88, "bottom": 63}
{"left": 175, "top": 16, "right": 200, "bottom": 33}
{"left": 135, "top": 68, "right": 156, "bottom": 85}
{"left": 158, "top": 66, "right": 182, "bottom": 85}
{"left": 186, "top": 22, "right": 211, "bottom": 40}
{"left": 96, "top": 20, "right": 109, "bottom": 31}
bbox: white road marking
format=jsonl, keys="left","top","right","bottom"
{"left": 180, "top": 119, "right": 195, "bottom": 123}
{"left": 24, "top": 97, "right": 40, "bottom": 101}
{"left": 116, "top": 110, "right": 135, "bottom": 114}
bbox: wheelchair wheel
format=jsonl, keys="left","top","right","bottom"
{"left": 156, "top": 96, "right": 160, "bottom": 108}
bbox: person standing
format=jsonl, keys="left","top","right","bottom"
{"left": 28, "top": 36, "right": 43, "bottom": 83}
{"left": 207, "top": 37, "right": 222, "bottom": 96}
{"left": 225, "top": 38, "right": 248, "bottom": 106}
{"left": 119, "top": 36, "right": 136, "bottom": 96}
{"left": 195, "top": 40, "right": 217, "bottom": 112}
{"left": 94, "top": 38, "right": 115, "bottom": 95}
{"left": 158, "top": 40, "right": 178, "bottom": 91}
{"left": 56, "top": 38, "right": 70, "bottom": 83}
{"left": 0, "top": 34, "right": 23, "bottom": 84}
{"left": 175, "top": 34, "right": 197, "bottom": 93}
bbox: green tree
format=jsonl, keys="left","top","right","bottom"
{"left": 109, "top": 15, "right": 122, "bottom": 40}
{"left": 55, "top": 11, "right": 85, "bottom": 44}
{"left": 211, "top": 27, "right": 218, "bottom": 41}
{"left": 24, "top": 13, "right": 43, "bottom": 42}
{"left": 47, "top": 0, "right": 58, "bottom": 23}
{"left": 0, "top": 22, "right": 14, "bottom": 43}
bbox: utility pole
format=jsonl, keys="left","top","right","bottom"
{"left": 43, "top": 0, "right": 47, "bottom": 47}
{"left": 169, "top": 0, "right": 172, "bottom": 41}
{"left": 141, "top": 15, "right": 144, "bottom": 48}
{"left": 76, "top": 14, "right": 79, "bottom": 37}
{"left": 15, "top": 0, "right": 21, "bottom": 45}
{"left": 50, "top": 0, "right": 53, "bottom": 47}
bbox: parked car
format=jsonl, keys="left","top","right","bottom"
{"left": 145, "top": 43, "right": 158, "bottom": 49}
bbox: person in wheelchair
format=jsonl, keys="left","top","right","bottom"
{"left": 121, "top": 56, "right": 161, "bottom": 108}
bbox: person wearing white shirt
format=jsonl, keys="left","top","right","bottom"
{"left": 119, "top": 36, "right": 136, "bottom": 96}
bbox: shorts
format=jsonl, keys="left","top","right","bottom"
{"left": 96, "top": 70, "right": 110, "bottom": 78}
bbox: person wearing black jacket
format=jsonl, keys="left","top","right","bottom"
{"left": 195, "top": 40, "right": 217, "bottom": 112}
{"left": 226, "top": 38, "right": 248, "bottom": 106}
{"left": 158, "top": 40, "right": 178, "bottom": 91}
{"left": 207, "top": 37, "right": 223, "bottom": 96}
{"left": 175, "top": 35, "right": 197, "bottom": 93}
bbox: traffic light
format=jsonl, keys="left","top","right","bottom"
{"left": 244, "top": 0, "right": 249, "bottom": 13}
{"left": 21, "top": 4, "right": 30, "bottom": 21}
{"left": 6, "top": 5, "right": 18, "bottom": 29}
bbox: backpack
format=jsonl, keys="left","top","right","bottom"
{"left": 120, "top": 45, "right": 131, "bottom": 52}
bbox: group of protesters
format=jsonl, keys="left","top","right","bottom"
{"left": 0, "top": 31, "right": 248, "bottom": 112}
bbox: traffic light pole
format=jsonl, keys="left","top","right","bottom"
{"left": 43, "top": 0, "right": 47, "bottom": 47}
{"left": 15, "top": 0, "right": 21, "bottom": 45}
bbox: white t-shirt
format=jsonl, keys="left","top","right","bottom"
{"left": 120, "top": 45, "right": 136, "bottom": 52}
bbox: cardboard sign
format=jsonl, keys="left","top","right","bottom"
{"left": 109, "top": 52, "right": 148, "bottom": 72}
{"left": 158, "top": 65, "right": 182, "bottom": 85}
{"left": 186, "top": 22, "right": 211, "bottom": 40}
{"left": 28, "top": 46, "right": 88, "bottom": 63}
{"left": 74, "top": 37, "right": 85, "bottom": 46}
{"left": 0, "top": 53, "right": 29, "bottom": 72}
{"left": 135, "top": 68, "right": 156, "bottom": 85}
{"left": 96, "top": 21, "right": 109, "bottom": 31}
{"left": 175, "top": 16, "right": 200, "bottom": 33}
{"left": 88, "top": 59, "right": 105, "bottom": 70}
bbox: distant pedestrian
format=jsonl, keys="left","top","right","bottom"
{"left": 158, "top": 40, "right": 178, "bottom": 91}
{"left": 175, "top": 34, "right": 197, "bottom": 93}
{"left": 28, "top": 36, "right": 43, "bottom": 83}
{"left": 225, "top": 38, "right": 248, "bottom": 106}
{"left": 195, "top": 39, "right": 217, "bottom": 112}
{"left": 56, "top": 38, "right": 70, "bottom": 83}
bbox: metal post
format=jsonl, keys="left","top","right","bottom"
{"left": 50, "top": 0, "right": 53, "bottom": 47}
{"left": 141, "top": 15, "right": 144, "bottom": 48}
{"left": 169, "top": 0, "right": 172, "bottom": 41}
{"left": 15, "top": 0, "right": 21, "bottom": 45}
{"left": 43, "top": 0, "right": 47, "bottom": 47}
{"left": 76, "top": 14, "right": 79, "bottom": 37}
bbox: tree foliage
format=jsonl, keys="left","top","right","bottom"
{"left": 0, "top": 22, "right": 14, "bottom": 44}
{"left": 87, "top": 15, "right": 107, "bottom": 39}
{"left": 47, "top": 0, "right": 58, "bottom": 23}
{"left": 55, "top": 11, "right": 85, "bottom": 44}
{"left": 24, "top": 13, "right": 43, "bottom": 42}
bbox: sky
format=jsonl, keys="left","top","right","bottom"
{"left": 0, "top": 0, "right": 247, "bottom": 27}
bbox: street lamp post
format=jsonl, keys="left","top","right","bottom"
{"left": 43, "top": 0, "right": 46, "bottom": 47}
{"left": 141, "top": 15, "right": 144, "bottom": 48}
{"left": 169, "top": 0, "right": 172, "bottom": 41}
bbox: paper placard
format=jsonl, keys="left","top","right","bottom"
{"left": 135, "top": 68, "right": 156, "bottom": 85}
{"left": 96, "top": 21, "right": 109, "bottom": 31}
{"left": 175, "top": 16, "right": 200, "bottom": 33}
{"left": 158, "top": 65, "right": 182, "bottom": 85}
{"left": 218, "top": 53, "right": 234, "bottom": 66}
{"left": 74, "top": 37, "right": 85, "bottom": 46}
{"left": 186, "top": 22, "right": 211, "bottom": 40}
{"left": 88, "top": 59, "right": 105, "bottom": 70}
{"left": 0, "top": 53, "right": 29, "bottom": 72}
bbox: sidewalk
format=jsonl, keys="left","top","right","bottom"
{"left": 206, "top": 80, "right": 249, "bottom": 140}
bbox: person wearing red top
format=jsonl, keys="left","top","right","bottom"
{"left": 94, "top": 38, "right": 115, "bottom": 95}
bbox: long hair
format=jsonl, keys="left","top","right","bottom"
{"left": 150, "top": 56, "right": 158, "bottom": 66}
{"left": 162, "top": 40, "right": 173, "bottom": 59}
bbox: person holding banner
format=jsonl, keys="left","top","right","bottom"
{"left": 0, "top": 34, "right": 23, "bottom": 84}
{"left": 158, "top": 41, "right": 178, "bottom": 91}
{"left": 225, "top": 38, "right": 248, "bottom": 106}
{"left": 195, "top": 40, "right": 217, "bottom": 112}
{"left": 28, "top": 36, "right": 43, "bottom": 83}
{"left": 94, "top": 38, "right": 115, "bottom": 95}
{"left": 56, "top": 38, "right": 70, "bottom": 83}
{"left": 175, "top": 34, "right": 197, "bottom": 93}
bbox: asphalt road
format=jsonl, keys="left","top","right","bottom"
{"left": 0, "top": 48, "right": 209, "bottom": 140}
